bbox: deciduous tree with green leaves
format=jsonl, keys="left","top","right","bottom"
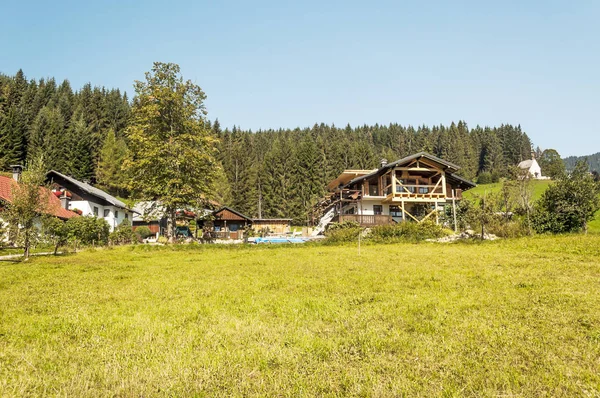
{"left": 533, "top": 160, "right": 600, "bottom": 233}
{"left": 538, "top": 148, "right": 565, "bottom": 179}
{"left": 124, "top": 62, "right": 218, "bottom": 240}
{"left": 4, "top": 156, "right": 48, "bottom": 259}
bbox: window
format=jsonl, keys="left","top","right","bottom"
{"left": 93, "top": 206, "right": 99, "bottom": 216}
{"left": 419, "top": 187, "right": 429, "bottom": 194}
{"left": 115, "top": 211, "right": 119, "bottom": 219}
{"left": 229, "top": 223, "right": 239, "bottom": 232}
{"left": 373, "top": 205, "right": 383, "bottom": 215}
{"left": 390, "top": 205, "right": 402, "bottom": 217}
{"left": 104, "top": 209, "right": 110, "bottom": 218}
{"left": 125, "top": 213, "right": 129, "bottom": 220}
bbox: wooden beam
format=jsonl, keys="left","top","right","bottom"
{"left": 441, "top": 172, "right": 447, "bottom": 197}
{"left": 401, "top": 200, "right": 406, "bottom": 222}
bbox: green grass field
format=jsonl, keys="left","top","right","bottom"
{"left": 1, "top": 237, "right": 599, "bottom": 396}
{"left": 463, "top": 179, "right": 554, "bottom": 201}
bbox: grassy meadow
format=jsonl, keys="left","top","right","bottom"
{"left": 463, "top": 179, "right": 600, "bottom": 233}
{"left": 462, "top": 179, "right": 553, "bottom": 201}
{"left": 1, "top": 236, "right": 600, "bottom": 396}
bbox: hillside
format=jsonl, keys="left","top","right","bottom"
{"left": 463, "top": 179, "right": 600, "bottom": 233}
{"left": 463, "top": 179, "right": 553, "bottom": 202}
{"left": 564, "top": 152, "right": 600, "bottom": 172}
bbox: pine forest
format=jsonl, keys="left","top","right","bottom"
{"left": 0, "top": 70, "right": 534, "bottom": 224}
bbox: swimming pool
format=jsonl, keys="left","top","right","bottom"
{"left": 251, "top": 237, "right": 309, "bottom": 244}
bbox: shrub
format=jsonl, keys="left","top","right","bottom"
{"left": 66, "top": 216, "right": 110, "bottom": 245}
{"left": 135, "top": 226, "right": 153, "bottom": 239}
{"left": 491, "top": 171, "right": 501, "bottom": 183}
{"left": 532, "top": 161, "right": 600, "bottom": 233}
{"left": 110, "top": 221, "right": 138, "bottom": 245}
{"left": 327, "top": 221, "right": 360, "bottom": 232}
{"left": 324, "top": 227, "right": 362, "bottom": 244}
{"left": 477, "top": 172, "right": 492, "bottom": 185}
{"left": 371, "top": 220, "right": 448, "bottom": 242}
{"left": 486, "top": 218, "right": 529, "bottom": 238}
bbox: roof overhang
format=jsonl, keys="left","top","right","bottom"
{"left": 327, "top": 170, "right": 376, "bottom": 191}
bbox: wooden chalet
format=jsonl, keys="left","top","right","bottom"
{"left": 320, "top": 152, "right": 476, "bottom": 226}
{"left": 209, "top": 206, "right": 253, "bottom": 240}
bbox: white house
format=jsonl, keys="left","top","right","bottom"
{"left": 46, "top": 170, "right": 134, "bottom": 232}
{"left": 1, "top": 167, "right": 79, "bottom": 242}
{"left": 517, "top": 158, "right": 549, "bottom": 180}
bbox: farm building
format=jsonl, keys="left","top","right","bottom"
{"left": 46, "top": 170, "right": 134, "bottom": 232}
{"left": 201, "top": 207, "right": 293, "bottom": 240}
{"left": 207, "top": 207, "right": 253, "bottom": 240}
{"left": 0, "top": 168, "right": 78, "bottom": 241}
{"left": 315, "top": 152, "right": 476, "bottom": 229}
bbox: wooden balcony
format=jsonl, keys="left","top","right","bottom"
{"left": 334, "top": 214, "right": 393, "bottom": 226}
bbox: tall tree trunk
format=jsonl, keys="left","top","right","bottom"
{"left": 166, "top": 208, "right": 177, "bottom": 243}
{"left": 23, "top": 230, "right": 30, "bottom": 260}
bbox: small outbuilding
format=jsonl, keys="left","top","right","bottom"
{"left": 210, "top": 207, "right": 253, "bottom": 240}
{"left": 251, "top": 218, "right": 292, "bottom": 235}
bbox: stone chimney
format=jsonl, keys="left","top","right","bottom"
{"left": 380, "top": 158, "right": 388, "bottom": 168}
{"left": 10, "top": 165, "right": 23, "bottom": 182}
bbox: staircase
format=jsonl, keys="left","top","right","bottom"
{"left": 311, "top": 207, "right": 336, "bottom": 236}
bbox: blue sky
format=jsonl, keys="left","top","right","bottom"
{"left": 2, "top": 0, "right": 598, "bottom": 156}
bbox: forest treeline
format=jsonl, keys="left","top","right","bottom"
{"left": 564, "top": 152, "right": 600, "bottom": 173}
{"left": 1, "top": 69, "right": 534, "bottom": 224}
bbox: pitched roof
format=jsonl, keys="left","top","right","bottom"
{"left": 47, "top": 170, "right": 131, "bottom": 210}
{"left": 518, "top": 159, "right": 534, "bottom": 169}
{"left": 213, "top": 206, "right": 253, "bottom": 221}
{"left": 343, "top": 152, "right": 473, "bottom": 188}
{"left": 0, "top": 176, "right": 78, "bottom": 220}
{"left": 253, "top": 218, "right": 293, "bottom": 222}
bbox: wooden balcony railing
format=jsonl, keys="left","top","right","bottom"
{"left": 335, "top": 214, "right": 393, "bottom": 226}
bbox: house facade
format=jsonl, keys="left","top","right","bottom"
{"left": 321, "top": 152, "right": 476, "bottom": 226}
{"left": 46, "top": 170, "right": 134, "bottom": 232}
{"left": 0, "top": 171, "right": 78, "bottom": 241}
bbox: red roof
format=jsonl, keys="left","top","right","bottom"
{"left": 0, "top": 176, "right": 78, "bottom": 220}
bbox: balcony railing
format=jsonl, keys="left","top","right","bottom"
{"left": 335, "top": 214, "right": 393, "bottom": 226}
{"left": 387, "top": 184, "right": 445, "bottom": 198}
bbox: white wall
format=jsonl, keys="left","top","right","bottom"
{"left": 529, "top": 160, "right": 543, "bottom": 179}
{"left": 68, "top": 200, "right": 132, "bottom": 232}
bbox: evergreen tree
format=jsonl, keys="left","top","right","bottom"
{"left": 96, "top": 129, "right": 128, "bottom": 195}
{"left": 0, "top": 106, "right": 24, "bottom": 168}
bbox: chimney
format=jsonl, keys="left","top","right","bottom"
{"left": 60, "top": 190, "right": 71, "bottom": 210}
{"left": 10, "top": 165, "right": 23, "bottom": 182}
{"left": 380, "top": 158, "right": 388, "bottom": 168}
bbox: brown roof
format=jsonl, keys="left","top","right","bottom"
{"left": 0, "top": 176, "right": 78, "bottom": 220}
{"left": 213, "top": 206, "right": 252, "bottom": 221}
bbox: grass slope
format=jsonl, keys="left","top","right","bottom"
{"left": 1, "top": 237, "right": 599, "bottom": 396}
{"left": 463, "top": 179, "right": 553, "bottom": 201}
{"left": 463, "top": 180, "right": 600, "bottom": 233}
